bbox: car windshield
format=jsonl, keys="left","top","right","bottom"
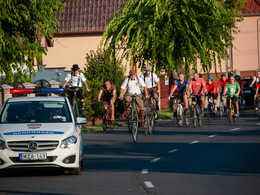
{"left": 0, "top": 101, "right": 72, "bottom": 123}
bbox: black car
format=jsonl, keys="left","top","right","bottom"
{"left": 242, "top": 77, "right": 256, "bottom": 106}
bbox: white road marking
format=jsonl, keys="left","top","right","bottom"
{"left": 168, "top": 149, "right": 178, "bottom": 153}
{"left": 230, "top": 128, "right": 241, "bottom": 131}
{"left": 141, "top": 169, "right": 148, "bottom": 174}
{"left": 144, "top": 181, "right": 155, "bottom": 188}
{"left": 189, "top": 141, "right": 199, "bottom": 145}
{"left": 150, "top": 158, "right": 160, "bottom": 163}
{"left": 209, "top": 134, "right": 217, "bottom": 138}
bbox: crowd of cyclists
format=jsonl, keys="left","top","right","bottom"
{"left": 63, "top": 64, "right": 260, "bottom": 127}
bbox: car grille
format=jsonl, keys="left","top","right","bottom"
{"left": 9, "top": 156, "right": 58, "bottom": 163}
{"left": 7, "top": 141, "right": 59, "bottom": 152}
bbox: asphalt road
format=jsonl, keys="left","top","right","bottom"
{"left": 0, "top": 113, "right": 260, "bottom": 195}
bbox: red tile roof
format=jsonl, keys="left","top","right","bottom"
{"left": 54, "top": 0, "right": 127, "bottom": 33}
{"left": 54, "top": 0, "right": 260, "bottom": 34}
{"left": 243, "top": 0, "right": 260, "bottom": 14}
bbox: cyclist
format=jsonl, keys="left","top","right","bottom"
{"left": 62, "top": 64, "right": 90, "bottom": 112}
{"left": 235, "top": 75, "right": 245, "bottom": 111}
{"left": 250, "top": 69, "right": 260, "bottom": 110}
{"left": 249, "top": 69, "right": 260, "bottom": 87}
{"left": 169, "top": 78, "right": 178, "bottom": 118}
{"left": 140, "top": 66, "right": 160, "bottom": 119}
{"left": 217, "top": 74, "right": 226, "bottom": 96}
{"left": 169, "top": 71, "right": 189, "bottom": 114}
{"left": 119, "top": 70, "right": 149, "bottom": 127}
{"left": 206, "top": 77, "right": 218, "bottom": 114}
{"left": 223, "top": 75, "right": 240, "bottom": 118}
{"left": 189, "top": 72, "right": 207, "bottom": 115}
{"left": 97, "top": 79, "right": 116, "bottom": 121}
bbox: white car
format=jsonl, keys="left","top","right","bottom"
{"left": 0, "top": 93, "right": 86, "bottom": 175}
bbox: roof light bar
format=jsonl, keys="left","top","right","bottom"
{"left": 10, "top": 88, "right": 65, "bottom": 94}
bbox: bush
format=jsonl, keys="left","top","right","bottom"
{"left": 83, "top": 48, "right": 126, "bottom": 125}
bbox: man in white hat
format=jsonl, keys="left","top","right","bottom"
{"left": 140, "top": 66, "right": 160, "bottom": 119}
{"left": 62, "top": 64, "right": 90, "bottom": 113}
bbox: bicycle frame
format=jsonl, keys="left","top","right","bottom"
{"left": 191, "top": 95, "right": 203, "bottom": 127}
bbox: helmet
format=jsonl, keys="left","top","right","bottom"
{"left": 207, "top": 77, "right": 213, "bottom": 81}
{"left": 235, "top": 75, "right": 241, "bottom": 80}
{"left": 228, "top": 72, "right": 234, "bottom": 79}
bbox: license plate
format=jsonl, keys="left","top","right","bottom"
{"left": 19, "top": 153, "right": 47, "bottom": 160}
{"left": 244, "top": 90, "right": 251, "bottom": 94}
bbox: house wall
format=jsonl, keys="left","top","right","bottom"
{"left": 42, "top": 33, "right": 103, "bottom": 71}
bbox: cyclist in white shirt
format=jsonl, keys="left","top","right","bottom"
{"left": 62, "top": 64, "right": 90, "bottom": 112}
{"left": 140, "top": 66, "right": 160, "bottom": 119}
{"left": 119, "top": 70, "right": 149, "bottom": 127}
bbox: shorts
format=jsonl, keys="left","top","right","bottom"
{"left": 192, "top": 94, "right": 203, "bottom": 102}
{"left": 103, "top": 95, "right": 116, "bottom": 104}
{"left": 146, "top": 87, "right": 159, "bottom": 101}
{"left": 208, "top": 93, "right": 218, "bottom": 100}
{"left": 68, "top": 89, "right": 84, "bottom": 101}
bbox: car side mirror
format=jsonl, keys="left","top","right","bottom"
{"left": 76, "top": 117, "right": 87, "bottom": 124}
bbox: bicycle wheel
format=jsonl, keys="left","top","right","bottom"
{"left": 110, "top": 119, "right": 115, "bottom": 130}
{"left": 177, "top": 105, "right": 183, "bottom": 126}
{"left": 131, "top": 103, "right": 139, "bottom": 142}
{"left": 72, "top": 96, "right": 80, "bottom": 118}
{"left": 227, "top": 108, "right": 232, "bottom": 123}
{"left": 258, "top": 103, "right": 260, "bottom": 120}
{"left": 102, "top": 113, "right": 108, "bottom": 131}
{"left": 193, "top": 107, "right": 197, "bottom": 128}
{"left": 198, "top": 110, "right": 203, "bottom": 127}
{"left": 144, "top": 100, "right": 149, "bottom": 135}
{"left": 219, "top": 100, "right": 224, "bottom": 118}
{"left": 184, "top": 108, "right": 190, "bottom": 126}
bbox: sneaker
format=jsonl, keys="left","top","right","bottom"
{"left": 234, "top": 113, "right": 238, "bottom": 118}
{"left": 256, "top": 107, "right": 259, "bottom": 111}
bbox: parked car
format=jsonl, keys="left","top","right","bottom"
{"left": 0, "top": 88, "right": 86, "bottom": 175}
{"left": 242, "top": 77, "right": 256, "bottom": 106}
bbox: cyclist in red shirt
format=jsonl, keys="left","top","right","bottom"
{"left": 217, "top": 74, "right": 226, "bottom": 96}
{"left": 206, "top": 77, "right": 218, "bottom": 114}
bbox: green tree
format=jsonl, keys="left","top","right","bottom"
{"left": 0, "top": 0, "right": 66, "bottom": 82}
{"left": 83, "top": 48, "right": 126, "bottom": 125}
{"left": 102, "top": 0, "right": 246, "bottom": 75}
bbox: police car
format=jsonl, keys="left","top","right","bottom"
{"left": 0, "top": 88, "right": 86, "bottom": 175}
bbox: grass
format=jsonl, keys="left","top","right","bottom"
{"left": 159, "top": 109, "right": 173, "bottom": 120}
{"left": 82, "top": 122, "right": 124, "bottom": 132}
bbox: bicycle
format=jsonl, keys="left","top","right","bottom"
{"left": 238, "top": 94, "right": 246, "bottom": 115}
{"left": 171, "top": 95, "right": 189, "bottom": 126}
{"left": 144, "top": 94, "right": 155, "bottom": 135}
{"left": 218, "top": 94, "right": 225, "bottom": 118}
{"left": 256, "top": 95, "right": 260, "bottom": 120}
{"left": 226, "top": 95, "right": 238, "bottom": 123}
{"left": 191, "top": 94, "right": 203, "bottom": 128}
{"left": 101, "top": 103, "right": 115, "bottom": 131}
{"left": 120, "top": 94, "right": 139, "bottom": 142}
{"left": 66, "top": 87, "right": 83, "bottom": 118}
{"left": 206, "top": 94, "right": 216, "bottom": 119}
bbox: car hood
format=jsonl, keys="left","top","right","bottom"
{"left": 0, "top": 123, "right": 75, "bottom": 142}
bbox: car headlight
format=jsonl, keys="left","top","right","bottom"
{"left": 0, "top": 140, "right": 6, "bottom": 150}
{"left": 60, "top": 136, "right": 77, "bottom": 149}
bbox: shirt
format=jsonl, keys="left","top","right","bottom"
{"left": 65, "top": 72, "right": 86, "bottom": 87}
{"left": 257, "top": 82, "right": 260, "bottom": 88}
{"left": 100, "top": 84, "right": 116, "bottom": 98}
{"left": 218, "top": 79, "right": 225, "bottom": 88}
{"left": 140, "top": 73, "right": 159, "bottom": 88}
{"left": 190, "top": 78, "right": 205, "bottom": 95}
{"left": 237, "top": 80, "right": 243, "bottom": 89}
{"left": 225, "top": 82, "right": 240, "bottom": 96}
{"left": 174, "top": 79, "right": 189, "bottom": 94}
{"left": 206, "top": 83, "right": 217, "bottom": 94}
{"left": 224, "top": 78, "right": 237, "bottom": 87}
{"left": 121, "top": 77, "right": 146, "bottom": 95}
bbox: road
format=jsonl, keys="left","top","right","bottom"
{"left": 0, "top": 114, "right": 260, "bottom": 195}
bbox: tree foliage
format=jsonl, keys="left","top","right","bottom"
{"left": 102, "top": 0, "right": 246, "bottom": 75}
{"left": 0, "top": 0, "right": 66, "bottom": 82}
{"left": 83, "top": 48, "right": 126, "bottom": 125}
